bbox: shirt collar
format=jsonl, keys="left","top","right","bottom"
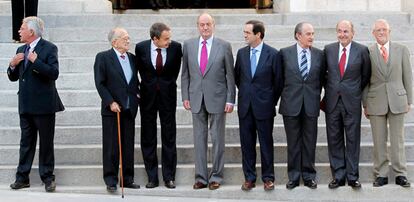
{"left": 113, "top": 48, "right": 126, "bottom": 59}
{"left": 28, "top": 37, "right": 41, "bottom": 50}
{"left": 377, "top": 41, "right": 390, "bottom": 51}
{"left": 151, "top": 40, "right": 165, "bottom": 51}
{"left": 339, "top": 42, "right": 352, "bottom": 52}
{"left": 199, "top": 35, "right": 214, "bottom": 45}
{"left": 296, "top": 43, "right": 310, "bottom": 54}
{"left": 251, "top": 41, "right": 264, "bottom": 52}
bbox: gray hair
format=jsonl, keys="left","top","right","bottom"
{"left": 372, "top": 19, "right": 390, "bottom": 31}
{"left": 23, "top": 16, "right": 44, "bottom": 37}
{"left": 107, "top": 27, "right": 126, "bottom": 44}
{"left": 294, "top": 22, "right": 311, "bottom": 40}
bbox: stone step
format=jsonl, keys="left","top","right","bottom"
{"left": 1, "top": 142, "right": 414, "bottom": 165}
{"left": 1, "top": 162, "right": 414, "bottom": 185}
{"left": 0, "top": 12, "right": 410, "bottom": 28}
{"left": 0, "top": 184, "right": 413, "bottom": 202}
{"left": 1, "top": 123, "right": 414, "bottom": 145}
{"left": 1, "top": 107, "right": 414, "bottom": 127}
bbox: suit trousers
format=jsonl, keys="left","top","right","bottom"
{"left": 283, "top": 106, "right": 317, "bottom": 182}
{"left": 16, "top": 113, "right": 55, "bottom": 183}
{"left": 239, "top": 105, "right": 274, "bottom": 183}
{"left": 369, "top": 111, "right": 407, "bottom": 178}
{"left": 11, "top": 0, "right": 38, "bottom": 41}
{"left": 326, "top": 98, "right": 361, "bottom": 181}
{"left": 192, "top": 101, "right": 225, "bottom": 184}
{"left": 102, "top": 110, "right": 135, "bottom": 186}
{"left": 141, "top": 92, "right": 177, "bottom": 183}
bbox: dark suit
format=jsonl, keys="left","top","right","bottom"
{"left": 94, "top": 48, "right": 140, "bottom": 186}
{"left": 135, "top": 40, "right": 182, "bottom": 183}
{"left": 279, "top": 44, "right": 325, "bottom": 183}
{"left": 7, "top": 38, "right": 64, "bottom": 184}
{"left": 234, "top": 43, "right": 282, "bottom": 183}
{"left": 11, "top": 0, "right": 38, "bottom": 41}
{"left": 324, "top": 41, "right": 371, "bottom": 182}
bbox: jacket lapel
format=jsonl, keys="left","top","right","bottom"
{"left": 110, "top": 49, "right": 128, "bottom": 85}
{"left": 203, "top": 38, "right": 219, "bottom": 77}
{"left": 371, "top": 45, "right": 387, "bottom": 78}
{"left": 252, "top": 44, "right": 268, "bottom": 80}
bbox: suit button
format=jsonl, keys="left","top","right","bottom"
{"left": 22, "top": 79, "right": 25, "bottom": 82}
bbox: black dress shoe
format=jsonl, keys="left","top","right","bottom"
{"left": 125, "top": 182, "right": 140, "bottom": 189}
{"left": 328, "top": 179, "right": 345, "bottom": 189}
{"left": 286, "top": 180, "right": 299, "bottom": 189}
{"left": 165, "top": 180, "right": 176, "bottom": 189}
{"left": 396, "top": 176, "right": 411, "bottom": 187}
{"left": 304, "top": 179, "right": 317, "bottom": 189}
{"left": 45, "top": 180, "right": 56, "bottom": 192}
{"left": 348, "top": 180, "right": 362, "bottom": 189}
{"left": 145, "top": 181, "right": 159, "bottom": 188}
{"left": 106, "top": 185, "right": 117, "bottom": 193}
{"left": 373, "top": 177, "right": 388, "bottom": 187}
{"left": 10, "top": 181, "right": 30, "bottom": 189}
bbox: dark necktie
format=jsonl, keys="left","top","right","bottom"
{"left": 24, "top": 45, "right": 30, "bottom": 68}
{"left": 156, "top": 48, "right": 163, "bottom": 76}
{"left": 299, "top": 49, "right": 308, "bottom": 80}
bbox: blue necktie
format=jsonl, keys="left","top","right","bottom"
{"left": 251, "top": 48, "right": 258, "bottom": 77}
{"left": 299, "top": 49, "right": 308, "bottom": 80}
{"left": 24, "top": 45, "right": 30, "bottom": 68}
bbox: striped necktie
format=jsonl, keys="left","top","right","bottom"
{"left": 299, "top": 49, "right": 308, "bottom": 80}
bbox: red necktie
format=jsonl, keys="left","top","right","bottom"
{"left": 156, "top": 48, "right": 163, "bottom": 75}
{"left": 200, "top": 40, "right": 208, "bottom": 75}
{"left": 339, "top": 48, "right": 346, "bottom": 78}
{"left": 120, "top": 54, "right": 125, "bottom": 60}
{"left": 380, "top": 45, "right": 388, "bottom": 63}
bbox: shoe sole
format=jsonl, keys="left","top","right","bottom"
{"left": 10, "top": 184, "right": 30, "bottom": 189}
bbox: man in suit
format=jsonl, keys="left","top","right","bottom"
{"left": 7, "top": 17, "right": 64, "bottom": 192}
{"left": 279, "top": 22, "right": 325, "bottom": 190}
{"left": 324, "top": 20, "right": 371, "bottom": 189}
{"left": 11, "top": 0, "right": 38, "bottom": 42}
{"left": 94, "top": 27, "right": 141, "bottom": 192}
{"left": 235, "top": 20, "right": 282, "bottom": 191}
{"left": 135, "top": 22, "right": 182, "bottom": 189}
{"left": 362, "top": 19, "right": 412, "bottom": 188}
{"left": 181, "top": 12, "right": 235, "bottom": 190}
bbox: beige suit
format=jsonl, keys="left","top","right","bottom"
{"left": 363, "top": 42, "right": 412, "bottom": 178}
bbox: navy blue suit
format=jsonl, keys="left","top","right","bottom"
{"left": 7, "top": 38, "right": 64, "bottom": 184}
{"left": 234, "top": 43, "right": 282, "bottom": 183}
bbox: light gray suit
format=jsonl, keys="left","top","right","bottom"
{"left": 181, "top": 36, "right": 235, "bottom": 184}
{"left": 363, "top": 42, "right": 412, "bottom": 178}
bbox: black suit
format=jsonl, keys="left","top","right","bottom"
{"left": 11, "top": 0, "right": 38, "bottom": 41}
{"left": 135, "top": 40, "right": 182, "bottom": 183}
{"left": 279, "top": 44, "right": 325, "bottom": 183}
{"left": 234, "top": 43, "right": 282, "bottom": 183}
{"left": 94, "top": 48, "right": 140, "bottom": 186}
{"left": 324, "top": 41, "right": 371, "bottom": 182}
{"left": 7, "top": 38, "right": 64, "bottom": 184}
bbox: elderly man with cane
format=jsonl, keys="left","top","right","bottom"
{"left": 94, "top": 27, "right": 141, "bottom": 193}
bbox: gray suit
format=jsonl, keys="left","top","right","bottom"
{"left": 181, "top": 36, "right": 235, "bottom": 184}
{"left": 363, "top": 42, "right": 412, "bottom": 178}
{"left": 279, "top": 44, "right": 325, "bottom": 182}
{"left": 324, "top": 41, "right": 371, "bottom": 182}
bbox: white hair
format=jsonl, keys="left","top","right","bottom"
{"left": 23, "top": 16, "right": 44, "bottom": 37}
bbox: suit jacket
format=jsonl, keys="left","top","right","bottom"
{"left": 324, "top": 41, "right": 371, "bottom": 114}
{"left": 235, "top": 43, "right": 282, "bottom": 120}
{"left": 7, "top": 38, "right": 64, "bottom": 114}
{"left": 181, "top": 37, "right": 235, "bottom": 114}
{"left": 279, "top": 44, "right": 325, "bottom": 117}
{"left": 94, "top": 48, "right": 140, "bottom": 117}
{"left": 135, "top": 40, "right": 182, "bottom": 110}
{"left": 362, "top": 42, "right": 412, "bottom": 115}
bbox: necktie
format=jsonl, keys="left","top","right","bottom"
{"left": 299, "top": 49, "right": 308, "bottom": 80}
{"left": 251, "top": 48, "right": 258, "bottom": 77}
{"left": 156, "top": 48, "right": 163, "bottom": 75}
{"left": 380, "top": 45, "right": 388, "bottom": 63}
{"left": 24, "top": 45, "right": 30, "bottom": 68}
{"left": 339, "top": 47, "right": 346, "bottom": 78}
{"left": 120, "top": 54, "right": 125, "bottom": 60}
{"left": 200, "top": 40, "right": 208, "bottom": 75}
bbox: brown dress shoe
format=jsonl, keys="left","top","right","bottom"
{"left": 193, "top": 182, "right": 207, "bottom": 189}
{"left": 264, "top": 180, "right": 274, "bottom": 191}
{"left": 208, "top": 182, "right": 220, "bottom": 190}
{"left": 241, "top": 181, "right": 255, "bottom": 191}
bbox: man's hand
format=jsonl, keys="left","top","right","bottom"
{"left": 28, "top": 51, "right": 37, "bottom": 63}
{"left": 183, "top": 100, "right": 191, "bottom": 110}
{"left": 224, "top": 103, "right": 234, "bottom": 113}
{"left": 110, "top": 102, "right": 121, "bottom": 113}
{"left": 363, "top": 107, "right": 369, "bottom": 119}
{"left": 9, "top": 53, "right": 25, "bottom": 68}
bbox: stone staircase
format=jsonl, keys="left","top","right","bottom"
{"left": 1, "top": 5, "right": 414, "bottom": 197}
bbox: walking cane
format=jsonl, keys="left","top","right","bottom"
{"left": 117, "top": 111, "right": 125, "bottom": 198}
